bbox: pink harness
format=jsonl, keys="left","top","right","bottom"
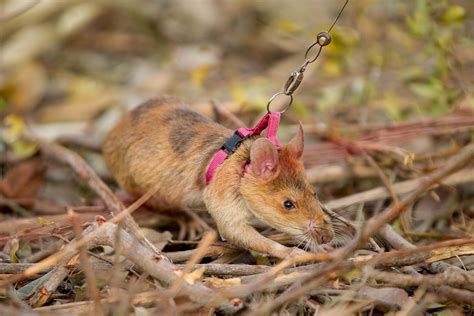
{"left": 205, "top": 111, "right": 281, "bottom": 184}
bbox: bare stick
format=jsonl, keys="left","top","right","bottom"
{"left": 165, "top": 245, "right": 239, "bottom": 263}
{"left": 247, "top": 239, "right": 474, "bottom": 314}
{"left": 364, "top": 267, "right": 474, "bottom": 289}
{"left": 362, "top": 152, "right": 400, "bottom": 206}
{"left": 211, "top": 100, "right": 247, "bottom": 128}
{"left": 18, "top": 220, "right": 217, "bottom": 306}
{"left": 169, "top": 231, "right": 217, "bottom": 294}
{"left": 0, "top": 213, "right": 102, "bottom": 237}
{"left": 334, "top": 143, "right": 474, "bottom": 258}
{"left": 325, "top": 167, "right": 474, "bottom": 210}
{"left": 0, "top": 262, "right": 112, "bottom": 274}
{"left": 69, "top": 209, "right": 104, "bottom": 315}
{"left": 306, "top": 163, "right": 377, "bottom": 184}
{"left": 39, "top": 142, "right": 137, "bottom": 232}
{"left": 364, "top": 266, "right": 474, "bottom": 304}
{"left": 28, "top": 264, "right": 71, "bottom": 307}
{"left": 38, "top": 141, "right": 169, "bottom": 260}
{"left": 0, "top": 188, "right": 165, "bottom": 288}
{"left": 379, "top": 224, "right": 415, "bottom": 250}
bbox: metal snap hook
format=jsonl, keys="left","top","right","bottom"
{"left": 266, "top": 92, "right": 293, "bottom": 114}
{"left": 283, "top": 71, "right": 304, "bottom": 95}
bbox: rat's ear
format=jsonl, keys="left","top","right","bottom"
{"left": 287, "top": 123, "right": 304, "bottom": 159}
{"left": 249, "top": 138, "right": 279, "bottom": 181}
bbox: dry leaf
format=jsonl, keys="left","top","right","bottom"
{"left": 427, "top": 245, "right": 474, "bottom": 263}
{"left": 0, "top": 158, "right": 44, "bottom": 199}
{"left": 203, "top": 276, "right": 241, "bottom": 288}
{"left": 66, "top": 254, "right": 80, "bottom": 268}
{"left": 173, "top": 267, "right": 205, "bottom": 285}
{"left": 3, "top": 61, "right": 46, "bottom": 112}
{"left": 36, "top": 217, "right": 55, "bottom": 226}
{"left": 36, "top": 91, "right": 116, "bottom": 123}
{"left": 140, "top": 228, "right": 172, "bottom": 252}
{"left": 1, "top": 24, "right": 56, "bottom": 68}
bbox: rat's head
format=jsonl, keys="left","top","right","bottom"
{"left": 240, "top": 125, "right": 334, "bottom": 249}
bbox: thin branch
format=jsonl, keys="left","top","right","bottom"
{"left": 169, "top": 231, "right": 217, "bottom": 295}
{"left": 325, "top": 167, "right": 474, "bottom": 210}
{"left": 211, "top": 100, "right": 247, "bottom": 128}
{"left": 17, "top": 220, "right": 217, "bottom": 306}
{"left": 69, "top": 209, "right": 104, "bottom": 315}
{"left": 335, "top": 143, "right": 474, "bottom": 258}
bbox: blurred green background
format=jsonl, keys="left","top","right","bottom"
{"left": 0, "top": 0, "right": 473, "bottom": 139}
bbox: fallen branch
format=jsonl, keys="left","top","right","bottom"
{"left": 337, "top": 143, "right": 474, "bottom": 257}
{"left": 0, "top": 261, "right": 112, "bottom": 274}
{"left": 165, "top": 244, "right": 239, "bottom": 263}
{"left": 306, "top": 163, "right": 377, "bottom": 184}
{"left": 69, "top": 210, "right": 103, "bottom": 314}
{"left": 39, "top": 142, "right": 142, "bottom": 240}
{"left": 0, "top": 213, "right": 101, "bottom": 239}
{"left": 19, "top": 219, "right": 218, "bottom": 308}
{"left": 325, "top": 167, "right": 474, "bottom": 210}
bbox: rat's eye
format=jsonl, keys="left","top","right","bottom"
{"left": 283, "top": 200, "right": 296, "bottom": 210}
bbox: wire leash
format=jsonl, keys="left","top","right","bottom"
{"left": 207, "top": 1, "right": 350, "bottom": 183}
{"left": 266, "top": 0, "right": 350, "bottom": 114}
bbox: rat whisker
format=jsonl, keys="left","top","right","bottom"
{"left": 302, "top": 234, "right": 312, "bottom": 252}
{"left": 295, "top": 234, "right": 308, "bottom": 250}
{"left": 331, "top": 231, "right": 352, "bottom": 246}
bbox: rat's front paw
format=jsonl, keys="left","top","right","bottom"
{"left": 284, "top": 247, "right": 309, "bottom": 259}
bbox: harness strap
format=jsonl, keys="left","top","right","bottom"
{"left": 205, "top": 111, "right": 281, "bottom": 184}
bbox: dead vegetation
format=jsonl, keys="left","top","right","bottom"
{"left": 0, "top": 0, "right": 473, "bottom": 315}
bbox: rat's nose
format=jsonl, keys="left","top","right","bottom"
{"left": 308, "top": 219, "right": 334, "bottom": 244}
{"left": 318, "top": 229, "right": 333, "bottom": 244}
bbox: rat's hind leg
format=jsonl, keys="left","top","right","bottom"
{"left": 176, "top": 208, "right": 214, "bottom": 241}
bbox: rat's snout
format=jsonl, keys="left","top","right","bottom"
{"left": 307, "top": 219, "right": 334, "bottom": 244}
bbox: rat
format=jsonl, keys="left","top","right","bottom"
{"left": 103, "top": 97, "right": 334, "bottom": 258}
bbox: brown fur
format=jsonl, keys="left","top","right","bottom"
{"left": 103, "top": 98, "right": 333, "bottom": 258}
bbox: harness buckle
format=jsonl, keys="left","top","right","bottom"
{"left": 221, "top": 131, "right": 246, "bottom": 154}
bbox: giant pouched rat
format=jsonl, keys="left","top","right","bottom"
{"left": 103, "top": 98, "right": 334, "bottom": 258}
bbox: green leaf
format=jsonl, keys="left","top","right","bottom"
{"left": 439, "top": 5, "right": 466, "bottom": 25}
{"left": 0, "top": 96, "right": 6, "bottom": 112}
{"left": 383, "top": 92, "right": 402, "bottom": 121}
{"left": 276, "top": 19, "right": 302, "bottom": 34}
{"left": 405, "top": 0, "right": 431, "bottom": 37}
{"left": 9, "top": 239, "right": 20, "bottom": 263}
{"left": 291, "top": 101, "right": 310, "bottom": 118}
{"left": 409, "top": 79, "right": 443, "bottom": 100}
{"left": 11, "top": 140, "right": 39, "bottom": 160}
{"left": 255, "top": 255, "right": 271, "bottom": 266}
{"left": 3, "top": 114, "right": 39, "bottom": 159}
{"left": 342, "top": 268, "right": 361, "bottom": 283}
